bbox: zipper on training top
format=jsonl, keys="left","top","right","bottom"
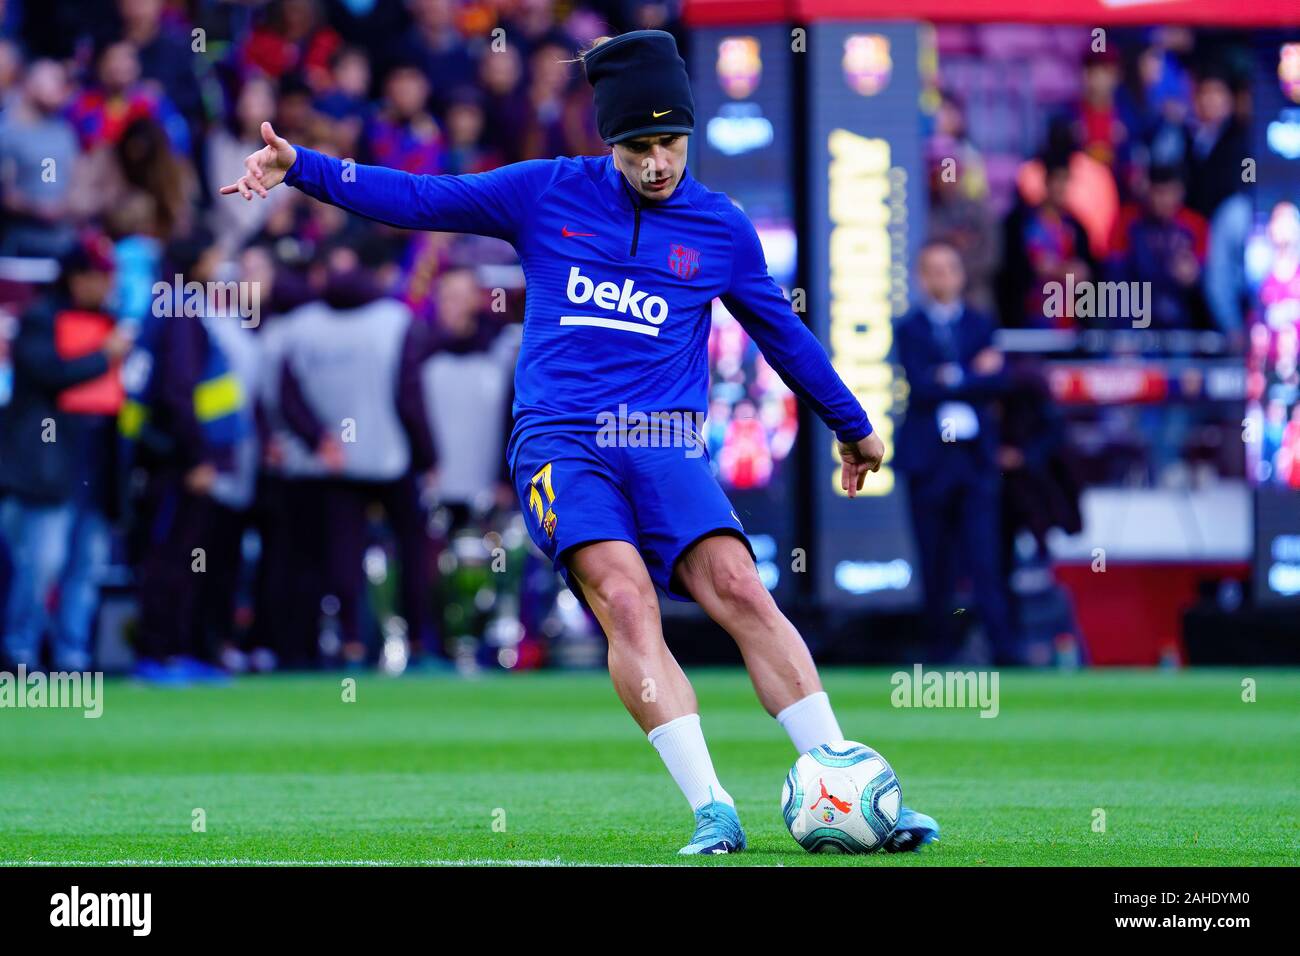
{"left": 621, "top": 179, "right": 643, "bottom": 257}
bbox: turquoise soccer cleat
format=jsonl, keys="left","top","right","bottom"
{"left": 883, "top": 806, "right": 941, "bottom": 853}
{"left": 679, "top": 799, "right": 747, "bottom": 855}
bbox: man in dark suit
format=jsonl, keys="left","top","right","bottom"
{"left": 895, "top": 239, "right": 1019, "bottom": 664}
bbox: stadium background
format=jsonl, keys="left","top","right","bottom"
{"left": 0, "top": 0, "right": 1298, "bottom": 680}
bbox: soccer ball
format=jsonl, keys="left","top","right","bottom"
{"left": 781, "top": 741, "right": 902, "bottom": 853}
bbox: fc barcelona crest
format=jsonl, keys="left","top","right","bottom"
{"left": 668, "top": 244, "right": 701, "bottom": 280}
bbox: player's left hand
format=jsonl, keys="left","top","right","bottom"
{"left": 838, "top": 432, "right": 885, "bottom": 498}
{"left": 219, "top": 121, "right": 297, "bottom": 200}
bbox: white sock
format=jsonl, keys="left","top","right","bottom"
{"left": 776, "top": 691, "right": 844, "bottom": 754}
{"left": 647, "top": 713, "right": 734, "bottom": 812}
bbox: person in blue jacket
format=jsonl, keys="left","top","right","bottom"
{"left": 222, "top": 30, "right": 938, "bottom": 856}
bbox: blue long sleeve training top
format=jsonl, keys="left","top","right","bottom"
{"left": 284, "top": 147, "right": 873, "bottom": 465}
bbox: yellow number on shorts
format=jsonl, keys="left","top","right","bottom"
{"left": 529, "top": 463, "right": 558, "bottom": 538}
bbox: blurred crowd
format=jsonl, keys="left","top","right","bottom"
{"left": 0, "top": 0, "right": 666, "bottom": 678}
{"left": 912, "top": 27, "right": 1289, "bottom": 514}
{"left": 927, "top": 27, "right": 1258, "bottom": 336}
{"left": 0, "top": 6, "right": 1287, "bottom": 676}
{"left": 904, "top": 27, "right": 1288, "bottom": 663}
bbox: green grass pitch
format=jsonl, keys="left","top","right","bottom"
{"left": 1, "top": 668, "right": 1296, "bottom": 866}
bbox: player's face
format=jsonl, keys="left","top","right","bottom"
{"left": 613, "top": 134, "right": 689, "bottom": 202}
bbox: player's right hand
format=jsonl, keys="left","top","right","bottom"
{"left": 219, "top": 121, "right": 297, "bottom": 201}
{"left": 838, "top": 431, "right": 886, "bottom": 498}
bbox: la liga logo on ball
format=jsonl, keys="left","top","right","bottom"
{"left": 782, "top": 741, "right": 901, "bottom": 853}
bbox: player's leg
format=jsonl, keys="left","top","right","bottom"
{"left": 564, "top": 539, "right": 744, "bottom": 854}
{"left": 675, "top": 533, "right": 843, "bottom": 751}
{"left": 512, "top": 434, "right": 744, "bottom": 853}
{"left": 676, "top": 532, "right": 939, "bottom": 850}
{"left": 565, "top": 539, "right": 693, "bottom": 732}
{"left": 624, "top": 439, "right": 844, "bottom": 751}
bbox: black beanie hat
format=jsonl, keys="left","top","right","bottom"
{"left": 583, "top": 30, "right": 694, "bottom": 145}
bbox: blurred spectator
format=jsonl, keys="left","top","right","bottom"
{"left": 313, "top": 46, "right": 373, "bottom": 156}
{"left": 503, "top": 0, "right": 573, "bottom": 61}
{"left": 240, "top": 0, "right": 342, "bottom": 93}
{"left": 995, "top": 354, "right": 1083, "bottom": 626}
{"left": 1182, "top": 67, "right": 1248, "bottom": 220}
{"left": 0, "top": 234, "right": 132, "bottom": 672}
{"left": 520, "top": 39, "right": 603, "bottom": 160}
{"left": 997, "top": 158, "right": 1096, "bottom": 328}
{"left": 279, "top": 265, "right": 438, "bottom": 664}
{"left": 1117, "top": 164, "right": 1209, "bottom": 330}
{"left": 931, "top": 91, "right": 989, "bottom": 202}
{"left": 84, "top": 116, "right": 197, "bottom": 240}
{"left": 896, "top": 240, "right": 1018, "bottom": 664}
{"left": 117, "top": 0, "right": 204, "bottom": 150}
{"left": 478, "top": 43, "right": 529, "bottom": 163}
{"left": 251, "top": 260, "right": 340, "bottom": 668}
{"left": 231, "top": 244, "right": 306, "bottom": 673}
{"left": 67, "top": 40, "right": 188, "bottom": 154}
{"left": 1138, "top": 32, "right": 1199, "bottom": 173}
{"left": 1071, "top": 49, "right": 1130, "bottom": 170}
{"left": 421, "top": 265, "right": 514, "bottom": 520}
{"left": 191, "top": 240, "right": 262, "bottom": 675}
{"left": 0, "top": 59, "right": 82, "bottom": 258}
{"left": 441, "top": 86, "right": 504, "bottom": 174}
{"left": 105, "top": 190, "right": 164, "bottom": 329}
{"left": 366, "top": 62, "right": 443, "bottom": 174}
{"left": 122, "top": 235, "right": 249, "bottom": 683}
{"left": 993, "top": 353, "right": 1086, "bottom": 665}
{"left": 398, "top": 0, "right": 479, "bottom": 111}
{"left": 927, "top": 93, "right": 999, "bottom": 316}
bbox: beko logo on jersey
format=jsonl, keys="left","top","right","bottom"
{"left": 562, "top": 266, "right": 668, "bottom": 336}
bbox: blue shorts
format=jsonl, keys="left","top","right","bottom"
{"left": 510, "top": 428, "right": 751, "bottom": 601}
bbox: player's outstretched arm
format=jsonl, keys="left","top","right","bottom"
{"left": 219, "top": 121, "right": 542, "bottom": 241}
{"left": 719, "top": 210, "right": 882, "bottom": 497}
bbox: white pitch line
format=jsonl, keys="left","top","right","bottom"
{"left": 2, "top": 858, "right": 685, "bottom": 868}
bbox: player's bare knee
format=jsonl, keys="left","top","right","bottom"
{"left": 711, "top": 560, "right": 772, "bottom": 618}
{"left": 593, "top": 575, "right": 656, "bottom": 637}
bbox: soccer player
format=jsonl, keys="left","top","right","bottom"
{"left": 222, "top": 30, "right": 939, "bottom": 855}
